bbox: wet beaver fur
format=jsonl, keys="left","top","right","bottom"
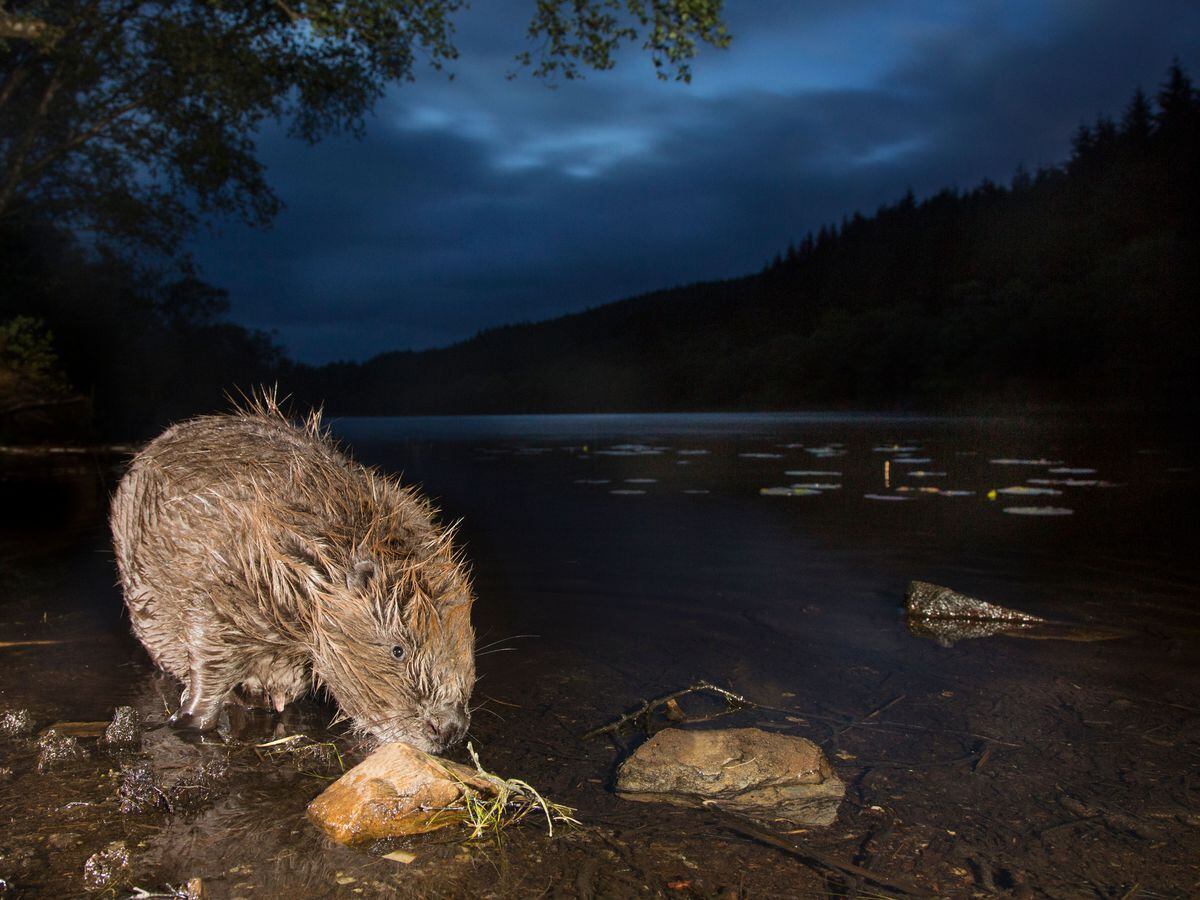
{"left": 110, "top": 396, "right": 475, "bottom": 752}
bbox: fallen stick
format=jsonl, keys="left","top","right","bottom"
{"left": 716, "top": 811, "right": 924, "bottom": 896}
{"left": 583, "top": 681, "right": 752, "bottom": 739}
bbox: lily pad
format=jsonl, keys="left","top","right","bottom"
{"left": 990, "top": 458, "right": 1064, "bottom": 466}
{"left": 1003, "top": 506, "right": 1074, "bottom": 516}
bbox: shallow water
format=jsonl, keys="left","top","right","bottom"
{"left": 2, "top": 413, "right": 1199, "bottom": 897}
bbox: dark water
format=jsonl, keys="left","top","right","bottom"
{"left": 2, "top": 413, "right": 1199, "bottom": 897}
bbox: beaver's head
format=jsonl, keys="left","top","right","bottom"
{"left": 307, "top": 536, "right": 476, "bottom": 753}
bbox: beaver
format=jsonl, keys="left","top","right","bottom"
{"left": 109, "top": 396, "right": 475, "bottom": 753}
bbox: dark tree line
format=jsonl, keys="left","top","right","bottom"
{"left": 290, "top": 61, "right": 1199, "bottom": 417}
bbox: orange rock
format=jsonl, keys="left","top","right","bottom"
{"left": 307, "top": 742, "right": 495, "bottom": 845}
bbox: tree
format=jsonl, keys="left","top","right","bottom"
{"left": 0, "top": 0, "right": 728, "bottom": 252}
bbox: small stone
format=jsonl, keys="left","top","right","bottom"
{"left": 35, "top": 729, "right": 87, "bottom": 772}
{"left": 615, "top": 727, "right": 845, "bottom": 827}
{"left": 102, "top": 707, "right": 142, "bottom": 751}
{"left": 382, "top": 850, "right": 416, "bottom": 864}
{"left": 82, "top": 840, "right": 131, "bottom": 891}
{"left": 307, "top": 742, "right": 497, "bottom": 845}
{"left": 0, "top": 709, "right": 34, "bottom": 737}
{"left": 118, "top": 763, "right": 167, "bottom": 815}
{"left": 183, "top": 876, "right": 205, "bottom": 899}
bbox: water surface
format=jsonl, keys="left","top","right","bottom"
{"left": 2, "top": 412, "right": 1197, "bottom": 897}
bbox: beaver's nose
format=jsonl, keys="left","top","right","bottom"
{"left": 424, "top": 704, "right": 468, "bottom": 747}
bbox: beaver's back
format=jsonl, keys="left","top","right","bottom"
{"left": 110, "top": 410, "right": 359, "bottom": 675}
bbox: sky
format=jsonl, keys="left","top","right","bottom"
{"left": 190, "top": 0, "right": 1200, "bottom": 365}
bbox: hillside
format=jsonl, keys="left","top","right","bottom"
{"left": 292, "top": 64, "right": 1199, "bottom": 417}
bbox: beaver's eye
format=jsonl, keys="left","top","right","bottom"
{"left": 391, "top": 645, "right": 405, "bottom": 660}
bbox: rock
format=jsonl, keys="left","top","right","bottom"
{"left": 82, "top": 840, "right": 131, "bottom": 891}
{"left": 905, "top": 581, "right": 1044, "bottom": 623}
{"left": 615, "top": 727, "right": 845, "bottom": 827}
{"left": 35, "top": 729, "right": 87, "bottom": 772}
{"left": 101, "top": 706, "right": 141, "bottom": 751}
{"left": 0, "top": 709, "right": 34, "bottom": 737}
{"left": 307, "top": 742, "right": 496, "bottom": 845}
{"left": 118, "top": 763, "right": 168, "bottom": 815}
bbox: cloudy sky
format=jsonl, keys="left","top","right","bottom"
{"left": 191, "top": 0, "right": 1200, "bottom": 365}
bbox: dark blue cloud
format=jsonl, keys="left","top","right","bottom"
{"left": 190, "top": 0, "right": 1200, "bottom": 364}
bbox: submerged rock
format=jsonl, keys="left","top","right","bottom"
{"left": 35, "top": 729, "right": 87, "bottom": 772}
{"left": 102, "top": 706, "right": 141, "bottom": 751}
{"left": 615, "top": 727, "right": 844, "bottom": 827}
{"left": 905, "top": 581, "right": 1044, "bottom": 623}
{"left": 307, "top": 742, "right": 496, "bottom": 845}
{"left": 82, "top": 840, "right": 131, "bottom": 891}
{"left": 0, "top": 709, "right": 34, "bottom": 737}
{"left": 165, "top": 757, "right": 229, "bottom": 814}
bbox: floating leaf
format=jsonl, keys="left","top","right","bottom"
{"left": 990, "top": 458, "right": 1064, "bottom": 466}
{"left": 1003, "top": 506, "right": 1074, "bottom": 516}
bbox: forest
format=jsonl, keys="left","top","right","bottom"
{"left": 2, "top": 60, "right": 1197, "bottom": 439}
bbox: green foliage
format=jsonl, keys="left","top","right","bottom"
{"left": 0, "top": 314, "right": 69, "bottom": 400}
{"left": 0, "top": 0, "right": 728, "bottom": 252}
{"left": 519, "top": 0, "right": 729, "bottom": 81}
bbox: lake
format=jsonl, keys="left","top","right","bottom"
{"left": 1, "top": 412, "right": 1198, "bottom": 896}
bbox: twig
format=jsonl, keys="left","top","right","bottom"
{"left": 716, "top": 811, "right": 924, "bottom": 895}
{"left": 583, "top": 681, "right": 752, "bottom": 739}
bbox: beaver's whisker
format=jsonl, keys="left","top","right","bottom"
{"left": 475, "top": 647, "right": 517, "bottom": 657}
{"left": 474, "top": 633, "right": 538, "bottom": 654}
{"left": 471, "top": 705, "right": 504, "bottom": 721}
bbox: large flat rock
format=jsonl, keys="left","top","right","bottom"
{"left": 307, "top": 742, "right": 495, "bottom": 845}
{"left": 615, "top": 727, "right": 844, "bottom": 827}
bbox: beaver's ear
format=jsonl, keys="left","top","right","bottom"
{"left": 346, "top": 560, "right": 377, "bottom": 592}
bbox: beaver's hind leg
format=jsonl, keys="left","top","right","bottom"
{"left": 168, "top": 619, "right": 246, "bottom": 731}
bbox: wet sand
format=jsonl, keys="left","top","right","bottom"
{"left": 2, "top": 413, "right": 1198, "bottom": 897}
